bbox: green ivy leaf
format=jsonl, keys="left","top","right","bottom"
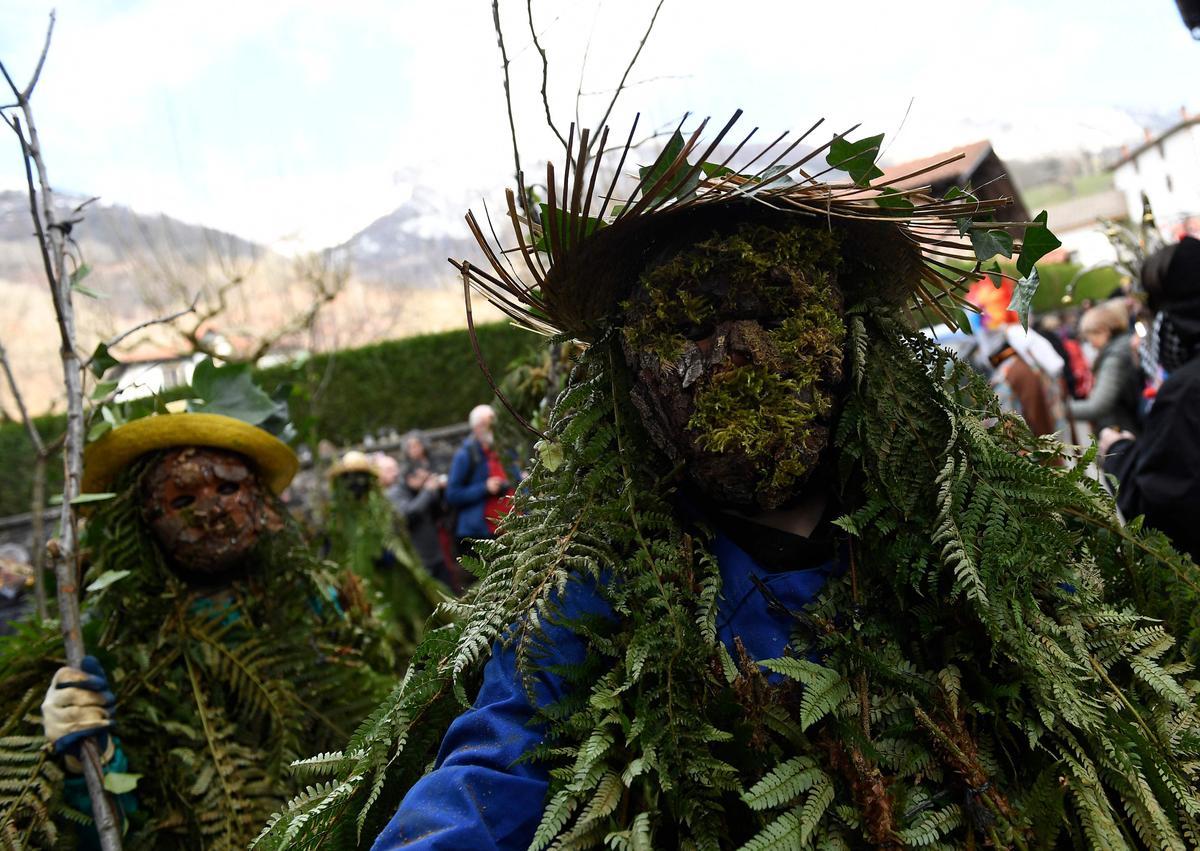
{"left": 944, "top": 186, "right": 978, "bottom": 202}
{"left": 1016, "top": 210, "right": 1062, "bottom": 278}
{"left": 90, "top": 379, "right": 119, "bottom": 400}
{"left": 50, "top": 492, "right": 116, "bottom": 506}
{"left": 102, "top": 772, "right": 141, "bottom": 794}
{"left": 188, "top": 359, "right": 278, "bottom": 426}
{"left": 950, "top": 307, "right": 975, "bottom": 335}
{"left": 69, "top": 264, "right": 104, "bottom": 299}
{"left": 637, "top": 131, "right": 703, "bottom": 204}
{"left": 826, "top": 133, "right": 884, "bottom": 187}
{"left": 87, "top": 419, "right": 113, "bottom": 442}
{"left": 699, "top": 161, "right": 734, "bottom": 179}
{"left": 1009, "top": 268, "right": 1041, "bottom": 331}
{"left": 533, "top": 204, "right": 604, "bottom": 253}
{"left": 969, "top": 228, "right": 1014, "bottom": 262}
{"left": 89, "top": 342, "right": 119, "bottom": 378}
{"left": 638, "top": 130, "right": 685, "bottom": 192}
{"left": 875, "top": 188, "right": 914, "bottom": 211}
{"left": 536, "top": 439, "right": 564, "bottom": 472}
{"left": 87, "top": 569, "right": 132, "bottom": 593}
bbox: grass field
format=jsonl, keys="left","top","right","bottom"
{"left": 1023, "top": 172, "right": 1115, "bottom": 209}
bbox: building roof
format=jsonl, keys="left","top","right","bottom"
{"left": 1111, "top": 116, "right": 1200, "bottom": 169}
{"left": 1042, "top": 189, "right": 1128, "bottom": 232}
{"left": 878, "top": 140, "right": 993, "bottom": 191}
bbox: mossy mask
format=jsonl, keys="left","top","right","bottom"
{"left": 620, "top": 222, "right": 846, "bottom": 512}
{"left": 140, "top": 446, "right": 283, "bottom": 576}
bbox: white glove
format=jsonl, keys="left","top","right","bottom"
{"left": 41, "top": 656, "right": 116, "bottom": 766}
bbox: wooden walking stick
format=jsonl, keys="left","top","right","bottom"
{"left": 1, "top": 14, "right": 124, "bottom": 850}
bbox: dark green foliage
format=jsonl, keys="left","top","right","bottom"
{"left": 0, "top": 413, "right": 66, "bottom": 519}
{"left": 254, "top": 321, "right": 542, "bottom": 445}
{"left": 0, "top": 322, "right": 539, "bottom": 517}
{"left": 255, "top": 305, "right": 1200, "bottom": 850}
{"left": 0, "top": 460, "right": 396, "bottom": 849}
{"left": 324, "top": 480, "right": 445, "bottom": 659}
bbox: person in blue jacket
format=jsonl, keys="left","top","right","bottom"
{"left": 446, "top": 404, "right": 522, "bottom": 559}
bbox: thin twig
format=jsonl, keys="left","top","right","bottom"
{"left": 0, "top": 340, "right": 45, "bottom": 455}
{"left": 493, "top": 0, "right": 525, "bottom": 204}
{"left": 82, "top": 295, "right": 201, "bottom": 371}
{"left": 20, "top": 11, "right": 55, "bottom": 100}
{"left": 526, "top": 0, "right": 566, "bottom": 147}
{"left": 590, "top": 0, "right": 665, "bottom": 148}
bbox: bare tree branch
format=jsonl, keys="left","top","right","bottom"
{"left": 579, "top": 73, "right": 692, "bottom": 97}
{"left": 244, "top": 253, "right": 346, "bottom": 363}
{"left": 526, "top": 0, "right": 567, "bottom": 148}
{"left": 493, "top": 0, "right": 525, "bottom": 203}
{"left": 81, "top": 295, "right": 201, "bottom": 372}
{"left": 0, "top": 339, "right": 45, "bottom": 455}
{"left": 590, "top": 0, "right": 666, "bottom": 148}
{"left": 20, "top": 10, "right": 55, "bottom": 100}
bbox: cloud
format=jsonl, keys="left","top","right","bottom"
{"left": 1, "top": 0, "right": 1196, "bottom": 248}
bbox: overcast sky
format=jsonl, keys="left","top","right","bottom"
{"left": 0, "top": 0, "right": 1196, "bottom": 250}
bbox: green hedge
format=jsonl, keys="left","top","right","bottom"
{"left": 0, "top": 322, "right": 541, "bottom": 517}
{"left": 255, "top": 321, "right": 540, "bottom": 444}
{"left": 0, "top": 414, "right": 67, "bottom": 520}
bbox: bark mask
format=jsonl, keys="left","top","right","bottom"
{"left": 140, "top": 446, "right": 283, "bottom": 575}
{"left": 620, "top": 223, "right": 846, "bottom": 511}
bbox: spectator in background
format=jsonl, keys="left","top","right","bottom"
{"left": 388, "top": 433, "right": 457, "bottom": 590}
{"left": 447, "top": 405, "right": 520, "bottom": 563}
{"left": 1068, "top": 301, "right": 1141, "bottom": 434}
{"left": 967, "top": 278, "right": 1067, "bottom": 441}
{"left": 0, "top": 544, "right": 32, "bottom": 635}
{"left": 1036, "top": 313, "right": 1091, "bottom": 400}
{"left": 1103, "top": 236, "right": 1200, "bottom": 561}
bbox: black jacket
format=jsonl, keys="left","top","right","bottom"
{"left": 1104, "top": 355, "right": 1200, "bottom": 562}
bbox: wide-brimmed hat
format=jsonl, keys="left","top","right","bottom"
{"left": 452, "top": 111, "right": 1058, "bottom": 344}
{"left": 327, "top": 450, "right": 379, "bottom": 480}
{"left": 82, "top": 412, "right": 299, "bottom": 495}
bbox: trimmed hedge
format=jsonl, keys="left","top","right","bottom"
{"left": 255, "top": 321, "right": 540, "bottom": 444}
{"left": 0, "top": 413, "right": 67, "bottom": 520}
{"left": 0, "top": 322, "right": 541, "bottom": 517}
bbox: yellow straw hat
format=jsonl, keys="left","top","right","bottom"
{"left": 326, "top": 450, "right": 379, "bottom": 480}
{"left": 82, "top": 412, "right": 299, "bottom": 496}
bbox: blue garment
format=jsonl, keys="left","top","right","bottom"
{"left": 446, "top": 437, "right": 521, "bottom": 539}
{"left": 372, "top": 531, "right": 841, "bottom": 851}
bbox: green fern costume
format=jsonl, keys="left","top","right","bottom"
{"left": 324, "top": 470, "right": 444, "bottom": 657}
{"left": 0, "top": 451, "right": 397, "bottom": 849}
{"left": 254, "top": 116, "right": 1200, "bottom": 849}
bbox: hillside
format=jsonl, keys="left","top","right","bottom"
{"left": 0, "top": 190, "right": 499, "bottom": 416}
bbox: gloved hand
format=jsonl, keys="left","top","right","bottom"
{"left": 41, "top": 655, "right": 116, "bottom": 764}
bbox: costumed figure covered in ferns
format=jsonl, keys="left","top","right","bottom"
{"left": 324, "top": 450, "right": 445, "bottom": 654}
{"left": 255, "top": 114, "right": 1200, "bottom": 851}
{"left": 0, "top": 360, "right": 398, "bottom": 850}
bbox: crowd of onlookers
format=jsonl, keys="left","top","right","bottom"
{"left": 372, "top": 402, "right": 520, "bottom": 594}
{"left": 946, "top": 236, "right": 1200, "bottom": 562}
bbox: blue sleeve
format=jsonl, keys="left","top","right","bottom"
{"left": 446, "top": 447, "right": 488, "bottom": 508}
{"left": 372, "top": 578, "right": 612, "bottom": 851}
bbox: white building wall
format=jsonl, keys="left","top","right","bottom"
{"left": 1113, "top": 123, "right": 1200, "bottom": 239}
{"left": 1056, "top": 226, "right": 1119, "bottom": 267}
